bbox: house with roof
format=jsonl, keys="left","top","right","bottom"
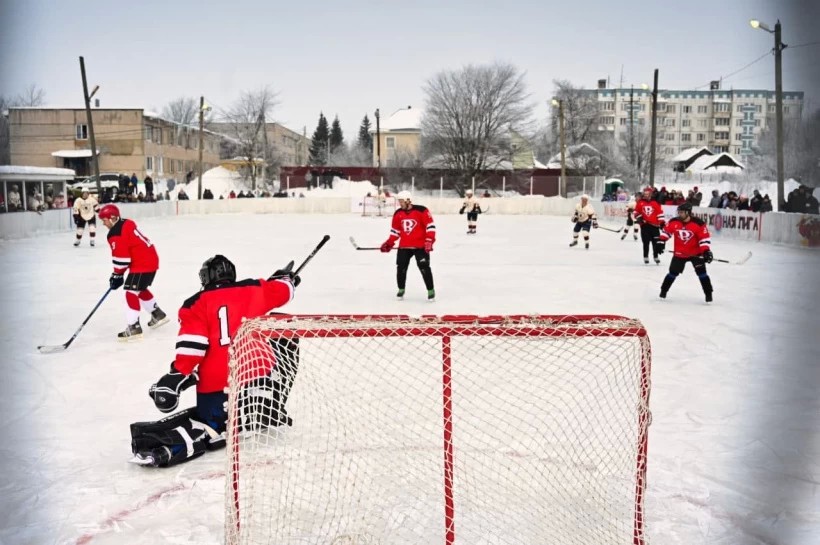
{"left": 371, "top": 107, "right": 422, "bottom": 168}
{"left": 671, "top": 147, "right": 714, "bottom": 172}
{"left": 685, "top": 152, "right": 744, "bottom": 175}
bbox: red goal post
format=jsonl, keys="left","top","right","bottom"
{"left": 226, "top": 314, "right": 652, "bottom": 545}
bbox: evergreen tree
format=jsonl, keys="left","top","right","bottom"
{"left": 357, "top": 114, "right": 373, "bottom": 153}
{"left": 329, "top": 115, "right": 344, "bottom": 153}
{"left": 309, "top": 112, "right": 330, "bottom": 165}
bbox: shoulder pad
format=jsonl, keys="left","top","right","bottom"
{"left": 689, "top": 216, "right": 706, "bottom": 226}
{"left": 412, "top": 204, "right": 429, "bottom": 213}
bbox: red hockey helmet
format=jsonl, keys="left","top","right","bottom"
{"left": 98, "top": 204, "right": 121, "bottom": 220}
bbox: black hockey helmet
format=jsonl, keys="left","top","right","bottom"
{"left": 200, "top": 255, "right": 236, "bottom": 289}
{"left": 677, "top": 202, "right": 693, "bottom": 214}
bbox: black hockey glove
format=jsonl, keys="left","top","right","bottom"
{"left": 459, "top": 206, "right": 466, "bottom": 214}
{"left": 656, "top": 241, "right": 665, "bottom": 254}
{"left": 703, "top": 250, "right": 713, "bottom": 263}
{"left": 149, "top": 363, "right": 199, "bottom": 413}
{"left": 571, "top": 215, "right": 578, "bottom": 223}
{"left": 269, "top": 261, "right": 301, "bottom": 287}
{"left": 73, "top": 214, "right": 82, "bottom": 227}
{"left": 109, "top": 273, "right": 124, "bottom": 290}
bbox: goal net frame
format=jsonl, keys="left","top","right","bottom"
{"left": 361, "top": 195, "right": 397, "bottom": 217}
{"left": 226, "top": 314, "right": 652, "bottom": 545}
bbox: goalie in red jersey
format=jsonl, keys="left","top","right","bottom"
{"left": 380, "top": 191, "right": 437, "bottom": 301}
{"left": 657, "top": 202, "right": 714, "bottom": 303}
{"left": 129, "top": 255, "right": 300, "bottom": 467}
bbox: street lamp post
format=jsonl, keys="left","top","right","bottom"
{"left": 551, "top": 98, "right": 566, "bottom": 197}
{"left": 648, "top": 70, "right": 659, "bottom": 187}
{"left": 197, "top": 97, "right": 211, "bottom": 200}
{"left": 374, "top": 108, "right": 381, "bottom": 170}
{"left": 79, "top": 57, "right": 101, "bottom": 195}
{"left": 751, "top": 18, "right": 787, "bottom": 210}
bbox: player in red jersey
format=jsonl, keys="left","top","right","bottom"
{"left": 657, "top": 202, "right": 714, "bottom": 302}
{"left": 129, "top": 255, "right": 300, "bottom": 467}
{"left": 634, "top": 187, "right": 666, "bottom": 265}
{"left": 98, "top": 204, "right": 169, "bottom": 340}
{"left": 380, "top": 191, "right": 437, "bottom": 300}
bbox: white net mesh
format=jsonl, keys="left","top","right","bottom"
{"left": 225, "top": 314, "right": 652, "bottom": 545}
{"left": 361, "top": 196, "right": 397, "bottom": 217}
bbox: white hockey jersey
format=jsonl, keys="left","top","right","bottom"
{"left": 73, "top": 195, "right": 99, "bottom": 221}
{"left": 573, "top": 203, "right": 597, "bottom": 223}
{"left": 461, "top": 196, "right": 481, "bottom": 213}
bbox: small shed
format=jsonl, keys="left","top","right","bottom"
{"left": 0, "top": 166, "right": 76, "bottom": 213}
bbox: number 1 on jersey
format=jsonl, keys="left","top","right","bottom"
{"left": 218, "top": 306, "right": 231, "bottom": 346}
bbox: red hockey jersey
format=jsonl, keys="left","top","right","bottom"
{"left": 634, "top": 199, "right": 666, "bottom": 227}
{"left": 387, "top": 205, "right": 436, "bottom": 249}
{"left": 106, "top": 218, "right": 159, "bottom": 274}
{"left": 659, "top": 217, "right": 711, "bottom": 258}
{"left": 173, "top": 278, "right": 295, "bottom": 393}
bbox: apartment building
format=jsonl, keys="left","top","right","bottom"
{"left": 585, "top": 81, "right": 803, "bottom": 159}
{"left": 7, "top": 107, "right": 224, "bottom": 181}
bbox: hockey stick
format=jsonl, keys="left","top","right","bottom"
{"left": 37, "top": 288, "right": 112, "bottom": 353}
{"left": 715, "top": 251, "right": 753, "bottom": 265}
{"left": 294, "top": 234, "right": 331, "bottom": 275}
{"left": 349, "top": 236, "right": 383, "bottom": 251}
{"left": 597, "top": 225, "right": 623, "bottom": 233}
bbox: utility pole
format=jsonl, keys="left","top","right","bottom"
{"left": 374, "top": 108, "right": 381, "bottom": 169}
{"left": 198, "top": 95, "right": 204, "bottom": 200}
{"left": 649, "top": 69, "right": 659, "bottom": 187}
{"left": 774, "top": 20, "right": 786, "bottom": 210}
{"left": 629, "top": 85, "right": 635, "bottom": 168}
{"left": 551, "top": 98, "right": 567, "bottom": 197}
{"left": 79, "top": 57, "right": 101, "bottom": 195}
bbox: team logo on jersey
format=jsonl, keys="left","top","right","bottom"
{"left": 677, "top": 229, "right": 694, "bottom": 242}
{"left": 642, "top": 205, "right": 654, "bottom": 216}
{"left": 401, "top": 219, "right": 418, "bottom": 233}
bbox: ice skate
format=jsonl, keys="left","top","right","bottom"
{"left": 659, "top": 290, "right": 667, "bottom": 299}
{"left": 621, "top": 232, "right": 627, "bottom": 240}
{"left": 73, "top": 240, "right": 81, "bottom": 247}
{"left": 90, "top": 239, "right": 95, "bottom": 247}
{"left": 633, "top": 234, "right": 638, "bottom": 240}
{"left": 705, "top": 292, "right": 713, "bottom": 303}
{"left": 585, "top": 242, "right": 589, "bottom": 250}
{"left": 644, "top": 257, "right": 649, "bottom": 264}
{"left": 427, "top": 289, "right": 436, "bottom": 302}
{"left": 396, "top": 289, "right": 405, "bottom": 300}
{"left": 117, "top": 321, "right": 143, "bottom": 342}
{"left": 147, "top": 307, "right": 169, "bottom": 329}
{"left": 654, "top": 257, "right": 661, "bottom": 265}
{"left": 569, "top": 240, "right": 578, "bottom": 247}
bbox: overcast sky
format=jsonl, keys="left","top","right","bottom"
{"left": 1, "top": 0, "right": 818, "bottom": 137}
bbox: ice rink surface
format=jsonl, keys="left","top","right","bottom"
{"left": 1, "top": 211, "right": 818, "bottom": 545}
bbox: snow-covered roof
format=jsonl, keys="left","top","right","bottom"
{"left": 0, "top": 165, "right": 76, "bottom": 180}
{"left": 378, "top": 107, "right": 422, "bottom": 132}
{"left": 686, "top": 153, "right": 745, "bottom": 172}
{"left": 546, "top": 143, "right": 602, "bottom": 168}
{"left": 672, "top": 146, "right": 712, "bottom": 163}
{"left": 51, "top": 149, "right": 99, "bottom": 158}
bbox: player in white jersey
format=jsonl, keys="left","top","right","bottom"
{"left": 72, "top": 189, "right": 99, "bottom": 247}
{"left": 621, "top": 198, "right": 639, "bottom": 240}
{"left": 569, "top": 194, "right": 598, "bottom": 249}
{"left": 459, "top": 189, "right": 482, "bottom": 234}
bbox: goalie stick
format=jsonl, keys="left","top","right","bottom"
{"left": 715, "top": 251, "right": 753, "bottom": 265}
{"left": 349, "top": 236, "right": 386, "bottom": 251}
{"left": 37, "top": 288, "right": 112, "bottom": 353}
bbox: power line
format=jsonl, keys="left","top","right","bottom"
{"left": 789, "top": 40, "right": 820, "bottom": 49}
{"left": 693, "top": 50, "right": 772, "bottom": 90}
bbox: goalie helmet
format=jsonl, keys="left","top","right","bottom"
{"left": 677, "top": 202, "right": 693, "bottom": 214}
{"left": 397, "top": 190, "right": 412, "bottom": 201}
{"left": 98, "top": 204, "right": 121, "bottom": 220}
{"left": 200, "top": 254, "right": 237, "bottom": 289}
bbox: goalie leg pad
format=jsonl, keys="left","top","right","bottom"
{"left": 130, "top": 407, "right": 222, "bottom": 467}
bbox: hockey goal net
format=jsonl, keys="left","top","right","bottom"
{"left": 226, "top": 314, "right": 652, "bottom": 545}
{"left": 361, "top": 195, "right": 397, "bottom": 216}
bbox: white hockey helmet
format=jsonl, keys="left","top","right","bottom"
{"left": 465, "top": 189, "right": 473, "bottom": 196}
{"left": 397, "top": 190, "right": 412, "bottom": 201}
{"left": 581, "top": 193, "right": 590, "bottom": 201}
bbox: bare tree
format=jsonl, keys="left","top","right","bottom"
{"left": 421, "top": 62, "right": 534, "bottom": 178}
{"left": 753, "top": 109, "right": 820, "bottom": 186}
{"left": 221, "top": 86, "right": 279, "bottom": 189}
{"left": 162, "top": 96, "right": 199, "bottom": 126}
{"left": 1, "top": 85, "right": 46, "bottom": 164}
{"left": 550, "top": 80, "right": 601, "bottom": 147}
{"left": 15, "top": 84, "right": 46, "bottom": 107}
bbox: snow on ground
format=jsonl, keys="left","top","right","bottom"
{"left": 0, "top": 212, "right": 818, "bottom": 545}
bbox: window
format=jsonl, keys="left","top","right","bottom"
{"left": 697, "top": 105, "right": 708, "bottom": 114}
{"left": 386, "top": 136, "right": 395, "bottom": 149}
{"left": 735, "top": 118, "right": 743, "bottom": 127}
{"left": 599, "top": 116, "right": 615, "bottom": 125}
{"left": 735, "top": 133, "right": 742, "bottom": 141}
{"left": 75, "top": 124, "right": 88, "bottom": 140}
{"left": 756, "top": 105, "right": 763, "bottom": 113}
{"left": 144, "top": 126, "right": 152, "bottom": 141}
{"left": 784, "top": 106, "right": 791, "bottom": 114}
{"left": 157, "top": 157, "right": 164, "bottom": 174}
{"left": 666, "top": 105, "right": 676, "bottom": 114}
{"left": 754, "top": 119, "right": 761, "bottom": 127}
{"left": 715, "top": 118, "right": 730, "bottom": 126}
{"left": 665, "top": 133, "right": 675, "bottom": 141}
{"left": 714, "top": 145, "right": 728, "bottom": 153}
{"left": 736, "top": 105, "right": 744, "bottom": 113}
{"left": 619, "top": 118, "right": 628, "bottom": 126}
{"left": 154, "top": 128, "right": 162, "bottom": 144}
{"left": 768, "top": 104, "right": 775, "bottom": 113}
{"left": 697, "top": 133, "right": 705, "bottom": 142}
{"left": 681, "top": 133, "right": 692, "bottom": 142}
{"left": 600, "top": 101, "right": 614, "bottom": 111}
{"left": 714, "top": 103, "right": 730, "bottom": 112}
{"left": 715, "top": 131, "right": 729, "bottom": 140}
{"left": 666, "top": 118, "right": 676, "bottom": 128}
{"left": 146, "top": 156, "right": 153, "bottom": 171}
{"left": 682, "top": 119, "right": 690, "bottom": 128}
{"left": 682, "top": 105, "right": 692, "bottom": 114}
{"left": 698, "top": 119, "right": 709, "bottom": 128}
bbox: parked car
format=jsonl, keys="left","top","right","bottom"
{"left": 68, "top": 173, "right": 121, "bottom": 194}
